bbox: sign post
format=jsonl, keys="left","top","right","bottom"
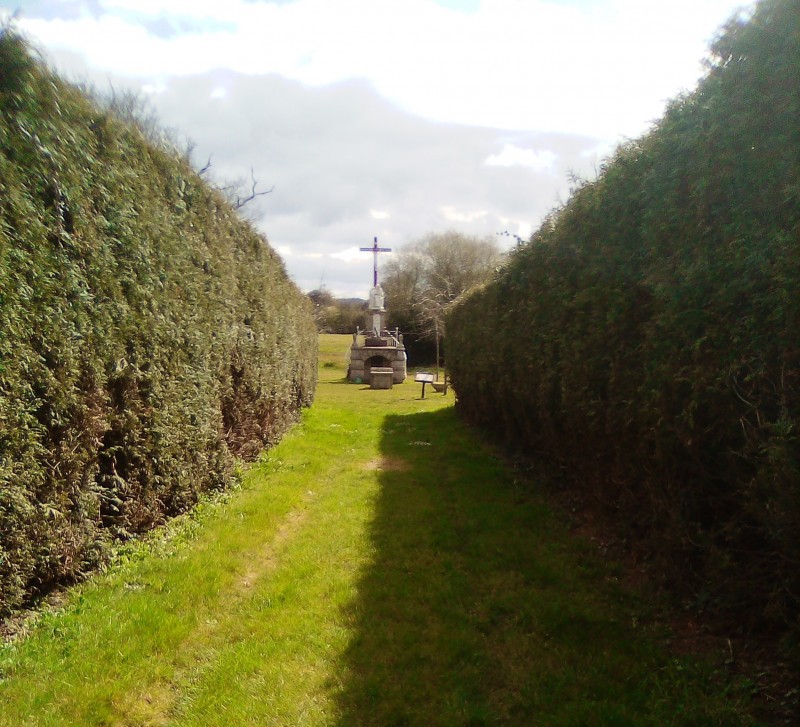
{"left": 414, "top": 371, "right": 435, "bottom": 399}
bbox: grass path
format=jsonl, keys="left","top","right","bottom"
{"left": 0, "top": 335, "right": 758, "bottom": 725}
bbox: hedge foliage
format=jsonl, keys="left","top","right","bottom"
{"left": 0, "top": 32, "right": 317, "bottom": 615}
{"left": 447, "top": 0, "right": 799, "bottom": 643}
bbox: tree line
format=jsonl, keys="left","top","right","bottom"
{"left": 308, "top": 230, "right": 504, "bottom": 366}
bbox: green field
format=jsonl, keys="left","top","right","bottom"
{"left": 0, "top": 335, "right": 758, "bottom": 725}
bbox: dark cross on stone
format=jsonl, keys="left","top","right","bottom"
{"left": 359, "top": 236, "right": 392, "bottom": 287}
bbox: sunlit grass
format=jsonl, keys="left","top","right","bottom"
{"left": 0, "top": 335, "right": 758, "bottom": 725}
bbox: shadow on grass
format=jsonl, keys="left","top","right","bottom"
{"left": 332, "top": 408, "right": 749, "bottom": 727}
{"left": 331, "top": 408, "right": 609, "bottom": 726}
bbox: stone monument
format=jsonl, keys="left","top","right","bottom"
{"left": 348, "top": 237, "right": 407, "bottom": 385}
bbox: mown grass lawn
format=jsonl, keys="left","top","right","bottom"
{"left": 0, "top": 335, "right": 759, "bottom": 725}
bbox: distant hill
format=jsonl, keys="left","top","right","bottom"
{"left": 308, "top": 289, "right": 366, "bottom": 333}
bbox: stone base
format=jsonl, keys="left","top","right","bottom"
{"left": 370, "top": 367, "right": 394, "bottom": 389}
{"left": 349, "top": 343, "right": 406, "bottom": 384}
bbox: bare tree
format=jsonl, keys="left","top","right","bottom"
{"left": 383, "top": 230, "right": 503, "bottom": 374}
{"left": 230, "top": 168, "right": 274, "bottom": 210}
{"left": 93, "top": 86, "right": 273, "bottom": 217}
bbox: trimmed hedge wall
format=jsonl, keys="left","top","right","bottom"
{"left": 447, "top": 0, "right": 799, "bottom": 643}
{"left": 0, "top": 33, "right": 317, "bottom": 615}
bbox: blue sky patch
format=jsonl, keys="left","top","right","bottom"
{"left": 140, "top": 14, "right": 237, "bottom": 39}
{"left": 13, "top": 0, "right": 104, "bottom": 21}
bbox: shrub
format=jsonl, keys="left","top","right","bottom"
{"left": 0, "top": 31, "right": 317, "bottom": 614}
{"left": 447, "top": 0, "right": 799, "bottom": 649}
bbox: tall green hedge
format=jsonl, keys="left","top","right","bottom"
{"left": 0, "top": 33, "right": 317, "bottom": 615}
{"left": 447, "top": 0, "right": 799, "bottom": 644}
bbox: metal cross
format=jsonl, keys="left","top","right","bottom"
{"left": 359, "top": 236, "right": 392, "bottom": 287}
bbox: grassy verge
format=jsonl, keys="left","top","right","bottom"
{"left": 0, "top": 335, "right": 759, "bottom": 725}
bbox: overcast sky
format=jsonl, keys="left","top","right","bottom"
{"left": 5, "top": 0, "right": 751, "bottom": 297}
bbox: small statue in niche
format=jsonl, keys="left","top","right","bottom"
{"left": 368, "top": 284, "right": 385, "bottom": 310}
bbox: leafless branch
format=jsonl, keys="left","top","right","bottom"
{"left": 198, "top": 154, "right": 213, "bottom": 176}
{"left": 234, "top": 168, "right": 274, "bottom": 210}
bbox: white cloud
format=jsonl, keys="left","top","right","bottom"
{"left": 12, "top": 0, "right": 751, "bottom": 296}
{"left": 19, "top": 0, "right": 749, "bottom": 139}
{"left": 329, "top": 247, "right": 368, "bottom": 264}
{"left": 486, "top": 144, "right": 558, "bottom": 172}
{"left": 580, "top": 140, "right": 616, "bottom": 160}
{"left": 102, "top": 0, "right": 229, "bottom": 19}
{"left": 441, "top": 206, "right": 489, "bottom": 223}
{"left": 141, "top": 82, "right": 166, "bottom": 95}
{"left": 498, "top": 217, "right": 533, "bottom": 247}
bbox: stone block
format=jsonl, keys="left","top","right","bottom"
{"left": 370, "top": 367, "right": 394, "bottom": 389}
